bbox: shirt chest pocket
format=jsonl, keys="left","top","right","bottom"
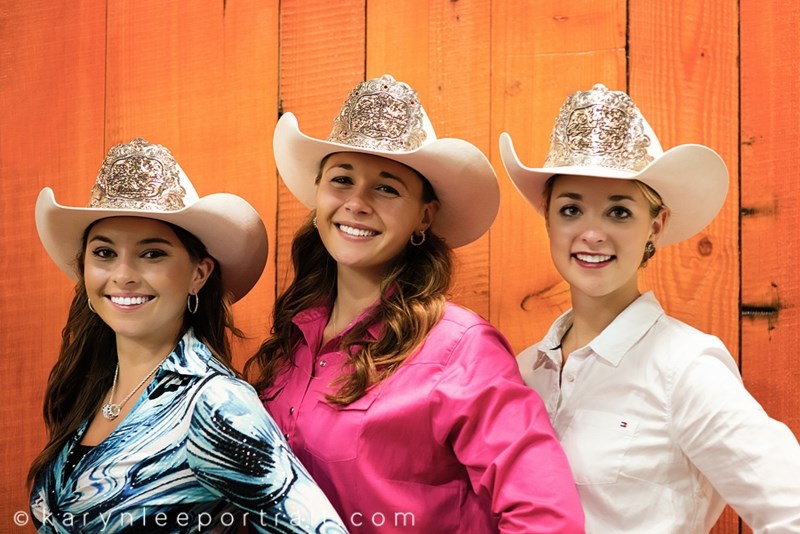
{"left": 303, "top": 392, "right": 378, "bottom": 463}
{"left": 558, "top": 409, "right": 638, "bottom": 485}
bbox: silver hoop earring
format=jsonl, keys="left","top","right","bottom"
{"left": 410, "top": 230, "right": 426, "bottom": 246}
{"left": 187, "top": 293, "right": 199, "bottom": 315}
{"left": 87, "top": 298, "right": 96, "bottom": 313}
{"left": 312, "top": 216, "right": 317, "bottom": 229}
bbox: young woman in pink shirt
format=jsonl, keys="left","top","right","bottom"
{"left": 246, "top": 75, "right": 584, "bottom": 533}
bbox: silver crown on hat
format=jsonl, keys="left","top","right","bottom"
{"left": 544, "top": 84, "right": 654, "bottom": 172}
{"left": 89, "top": 138, "right": 188, "bottom": 211}
{"left": 327, "top": 74, "right": 427, "bottom": 152}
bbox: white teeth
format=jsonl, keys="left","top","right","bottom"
{"left": 339, "top": 224, "right": 377, "bottom": 237}
{"left": 576, "top": 253, "right": 612, "bottom": 263}
{"left": 110, "top": 296, "right": 150, "bottom": 306}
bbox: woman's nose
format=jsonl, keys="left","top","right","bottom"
{"left": 111, "top": 257, "right": 140, "bottom": 286}
{"left": 343, "top": 187, "right": 372, "bottom": 214}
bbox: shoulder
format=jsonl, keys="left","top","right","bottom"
{"left": 413, "top": 302, "right": 514, "bottom": 367}
{"left": 651, "top": 313, "right": 730, "bottom": 356}
{"left": 644, "top": 313, "right": 740, "bottom": 379}
{"left": 192, "top": 373, "right": 261, "bottom": 412}
{"left": 188, "top": 373, "right": 285, "bottom": 449}
{"left": 435, "top": 302, "right": 498, "bottom": 333}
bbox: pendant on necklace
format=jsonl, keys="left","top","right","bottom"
{"left": 101, "top": 403, "right": 121, "bottom": 420}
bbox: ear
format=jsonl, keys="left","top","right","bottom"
{"left": 190, "top": 257, "right": 215, "bottom": 294}
{"left": 649, "top": 207, "right": 670, "bottom": 246}
{"left": 418, "top": 199, "right": 440, "bottom": 231}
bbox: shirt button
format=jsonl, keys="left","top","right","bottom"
{"left": 566, "top": 374, "right": 575, "bottom": 382}
{"left": 283, "top": 432, "right": 290, "bottom": 440}
{"left": 319, "top": 360, "right": 327, "bottom": 367}
{"left": 289, "top": 407, "right": 295, "bottom": 415}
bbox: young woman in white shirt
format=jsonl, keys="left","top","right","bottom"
{"left": 500, "top": 83, "right": 800, "bottom": 533}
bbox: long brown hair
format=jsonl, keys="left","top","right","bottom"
{"left": 245, "top": 168, "right": 451, "bottom": 406}
{"left": 27, "top": 220, "right": 242, "bottom": 486}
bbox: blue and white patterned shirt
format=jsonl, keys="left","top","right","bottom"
{"left": 30, "top": 329, "right": 348, "bottom": 533}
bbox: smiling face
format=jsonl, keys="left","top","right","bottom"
{"left": 83, "top": 216, "right": 213, "bottom": 350}
{"left": 546, "top": 174, "right": 666, "bottom": 306}
{"left": 314, "top": 152, "right": 439, "bottom": 282}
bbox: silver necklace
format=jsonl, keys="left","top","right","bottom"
{"left": 101, "top": 358, "right": 166, "bottom": 421}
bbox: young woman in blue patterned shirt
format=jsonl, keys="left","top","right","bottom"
{"left": 28, "top": 138, "right": 347, "bottom": 533}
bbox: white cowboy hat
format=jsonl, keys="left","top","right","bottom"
{"left": 35, "top": 138, "right": 268, "bottom": 302}
{"left": 499, "top": 83, "right": 729, "bottom": 247}
{"left": 273, "top": 74, "right": 499, "bottom": 249}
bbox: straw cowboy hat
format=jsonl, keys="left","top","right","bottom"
{"left": 35, "top": 138, "right": 268, "bottom": 301}
{"left": 273, "top": 74, "right": 499, "bottom": 249}
{"left": 499, "top": 83, "right": 729, "bottom": 247}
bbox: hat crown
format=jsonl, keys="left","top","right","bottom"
{"left": 544, "top": 84, "right": 662, "bottom": 172}
{"left": 89, "top": 138, "right": 198, "bottom": 211}
{"left": 327, "top": 74, "right": 433, "bottom": 152}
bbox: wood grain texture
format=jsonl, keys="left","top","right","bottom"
{"left": 2, "top": 1, "right": 798, "bottom": 531}
{"left": 490, "top": 0, "right": 626, "bottom": 352}
{"left": 104, "top": 1, "right": 279, "bottom": 366}
{"left": 0, "top": 0, "right": 108, "bottom": 521}
{"left": 741, "top": 5, "right": 800, "bottom": 533}
{"left": 0, "top": 0, "right": 108, "bottom": 524}
{"left": 629, "top": 1, "right": 741, "bottom": 532}
{"left": 367, "top": 0, "right": 493, "bottom": 317}
{"left": 275, "top": 0, "right": 366, "bottom": 298}
{"left": 630, "top": 0, "right": 739, "bottom": 353}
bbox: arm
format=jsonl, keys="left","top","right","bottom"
{"left": 429, "top": 322, "right": 584, "bottom": 533}
{"left": 186, "top": 375, "right": 348, "bottom": 534}
{"left": 671, "top": 353, "right": 800, "bottom": 532}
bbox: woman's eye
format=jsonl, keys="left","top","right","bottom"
{"left": 142, "top": 250, "right": 167, "bottom": 259}
{"left": 559, "top": 205, "right": 580, "bottom": 217}
{"left": 608, "top": 207, "right": 632, "bottom": 219}
{"left": 376, "top": 184, "right": 400, "bottom": 196}
{"left": 330, "top": 175, "right": 352, "bottom": 185}
{"left": 91, "top": 247, "right": 115, "bottom": 259}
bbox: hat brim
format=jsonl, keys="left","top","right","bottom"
{"left": 274, "top": 113, "right": 499, "bottom": 249}
{"left": 499, "top": 132, "right": 729, "bottom": 247}
{"left": 35, "top": 188, "right": 268, "bottom": 302}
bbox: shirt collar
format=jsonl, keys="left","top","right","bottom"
{"left": 293, "top": 301, "right": 383, "bottom": 349}
{"left": 536, "top": 291, "right": 664, "bottom": 367}
{"left": 160, "top": 328, "right": 220, "bottom": 377}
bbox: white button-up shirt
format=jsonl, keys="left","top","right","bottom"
{"left": 518, "top": 291, "right": 800, "bottom": 533}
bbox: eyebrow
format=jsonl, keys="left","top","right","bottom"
{"left": 88, "top": 235, "right": 176, "bottom": 246}
{"left": 326, "top": 162, "right": 407, "bottom": 185}
{"left": 556, "top": 192, "right": 636, "bottom": 202}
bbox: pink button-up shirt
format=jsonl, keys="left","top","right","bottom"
{"left": 261, "top": 302, "right": 584, "bottom": 533}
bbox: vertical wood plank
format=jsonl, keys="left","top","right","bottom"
{"left": 104, "top": 1, "right": 279, "bottom": 367}
{"left": 629, "top": 1, "right": 740, "bottom": 532}
{"left": 741, "top": 4, "right": 800, "bottom": 533}
{"left": 490, "top": 0, "right": 626, "bottom": 351}
{"left": 741, "top": 0, "right": 800, "bottom": 431}
{"left": 276, "top": 0, "right": 366, "bottom": 296}
{"left": 0, "top": 0, "right": 107, "bottom": 524}
{"left": 366, "top": 0, "right": 493, "bottom": 317}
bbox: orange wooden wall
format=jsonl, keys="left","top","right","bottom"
{"left": 1, "top": 2, "right": 797, "bottom": 532}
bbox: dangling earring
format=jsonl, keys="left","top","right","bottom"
{"left": 643, "top": 240, "right": 656, "bottom": 262}
{"left": 87, "top": 298, "right": 96, "bottom": 313}
{"left": 410, "top": 229, "right": 426, "bottom": 246}
{"left": 187, "top": 292, "right": 199, "bottom": 314}
{"left": 312, "top": 216, "right": 318, "bottom": 229}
